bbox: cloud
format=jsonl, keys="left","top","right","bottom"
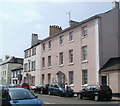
{"left": 0, "top": 13, "right": 12, "bottom": 20}
{"left": 20, "top": 9, "right": 43, "bottom": 23}
{"left": 34, "top": 24, "right": 42, "bottom": 29}
{"left": 1, "top": 0, "right": 116, "bottom": 2}
{"left": 0, "top": 6, "right": 43, "bottom": 23}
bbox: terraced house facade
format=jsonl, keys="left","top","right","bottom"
{"left": 23, "top": 1, "right": 120, "bottom": 92}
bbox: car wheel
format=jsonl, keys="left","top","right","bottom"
{"left": 106, "top": 97, "right": 112, "bottom": 101}
{"left": 48, "top": 91, "right": 51, "bottom": 95}
{"left": 94, "top": 95, "right": 99, "bottom": 101}
{"left": 78, "top": 94, "right": 83, "bottom": 99}
{"left": 59, "top": 92, "right": 62, "bottom": 97}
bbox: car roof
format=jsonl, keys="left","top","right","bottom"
{"left": 7, "top": 87, "right": 28, "bottom": 91}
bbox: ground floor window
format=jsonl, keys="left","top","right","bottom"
{"left": 48, "top": 73, "right": 51, "bottom": 84}
{"left": 69, "top": 71, "right": 74, "bottom": 85}
{"left": 42, "top": 74, "right": 45, "bottom": 84}
{"left": 31, "top": 76, "right": 35, "bottom": 86}
{"left": 82, "top": 70, "right": 88, "bottom": 85}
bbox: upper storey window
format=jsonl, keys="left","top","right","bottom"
{"left": 43, "top": 43, "right": 46, "bottom": 51}
{"left": 82, "top": 26, "right": 88, "bottom": 37}
{"left": 32, "top": 47, "right": 36, "bottom": 56}
{"left": 82, "top": 46, "right": 87, "bottom": 61}
{"left": 25, "top": 51, "right": 28, "bottom": 58}
{"left": 59, "top": 35, "right": 64, "bottom": 45}
{"left": 48, "top": 41, "right": 51, "bottom": 49}
{"left": 69, "top": 31, "right": 73, "bottom": 41}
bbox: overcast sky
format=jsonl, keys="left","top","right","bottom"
{"left": 0, "top": 0, "right": 119, "bottom": 59}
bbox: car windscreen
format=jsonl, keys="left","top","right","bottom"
{"left": 9, "top": 89, "right": 35, "bottom": 100}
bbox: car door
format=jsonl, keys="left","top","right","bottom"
{"left": 54, "top": 84, "right": 59, "bottom": 95}
{"left": 2, "top": 90, "right": 10, "bottom": 105}
{"left": 49, "top": 84, "right": 54, "bottom": 94}
{"left": 83, "top": 86, "right": 91, "bottom": 97}
{"left": 88, "top": 86, "right": 96, "bottom": 98}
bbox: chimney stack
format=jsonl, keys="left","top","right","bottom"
{"left": 112, "top": 1, "right": 119, "bottom": 9}
{"left": 31, "top": 33, "right": 39, "bottom": 47}
{"left": 49, "top": 25, "right": 62, "bottom": 37}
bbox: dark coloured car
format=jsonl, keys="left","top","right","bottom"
{"left": 77, "top": 85, "right": 112, "bottom": 101}
{"left": 0, "top": 88, "right": 43, "bottom": 106}
{"left": 48, "top": 83, "right": 74, "bottom": 97}
{"left": 18, "top": 83, "right": 30, "bottom": 90}
{"left": 33, "top": 84, "right": 49, "bottom": 94}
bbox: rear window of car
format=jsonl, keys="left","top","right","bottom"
{"left": 101, "top": 86, "right": 110, "bottom": 90}
{"left": 22, "top": 83, "right": 29, "bottom": 86}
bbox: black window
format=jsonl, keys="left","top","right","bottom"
{"left": 54, "top": 85, "right": 59, "bottom": 88}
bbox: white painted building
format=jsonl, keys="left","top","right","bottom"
{"left": 0, "top": 56, "right": 23, "bottom": 84}
{"left": 23, "top": 34, "right": 42, "bottom": 88}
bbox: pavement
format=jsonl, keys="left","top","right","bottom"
{"left": 112, "top": 97, "right": 120, "bottom": 101}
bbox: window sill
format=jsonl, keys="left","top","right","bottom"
{"left": 59, "top": 64, "right": 64, "bottom": 67}
{"left": 81, "top": 60, "right": 88, "bottom": 64}
{"left": 42, "top": 67, "right": 45, "bottom": 70}
{"left": 42, "top": 50, "right": 46, "bottom": 53}
{"left": 48, "top": 48, "right": 52, "bottom": 51}
{"left": 81, "top": 84, "right": 88, "bottom": 87}
{"left": 81, "top": 35, "right": 88, "bottom": 39}
{"left": 68, "top": 40, "right": 74, "bottom": 43}
{"left": 69, "top": 84, "right": 74, "bottom": 87}
{"left": 31, "top": 69, "right": 35, "bottom": 71}
{"left": 68, "top": 63, "right": 74, "bottom": 66}
{"left": 60, "top": 43, "right": 64, "bottom": 46}
{"left": 47, "top": 66, "right": 52, "bottom": 69}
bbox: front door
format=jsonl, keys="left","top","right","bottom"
{"left": 101, "top": 76, "right": 107, "bottom": 85}
{"left": 56, "top": 71, "right": 65, "bottom": 84}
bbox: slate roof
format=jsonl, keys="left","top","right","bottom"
{"left": 100, "top": 57, "right": 120, "bottom": 72}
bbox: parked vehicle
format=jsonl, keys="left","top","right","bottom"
{"left": 9, "top": 84, "right": 19, "bottom": 88}
{"left": 33, "top": 84, "right": 49, "bottom": 94}
{"left": 18, "top": 83, "right": 30, "bottom": 90}
{"left": 0, "top": 88, "right": 43, "bottom": 106}
{"left": 0, "top": 84, "right": 5, "bottom": 90}
{"left": 77, "top": 85, "right": 112, "bottom": 101}
{"left": 48, "top": 83, "right": 74, "bottom": 97}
